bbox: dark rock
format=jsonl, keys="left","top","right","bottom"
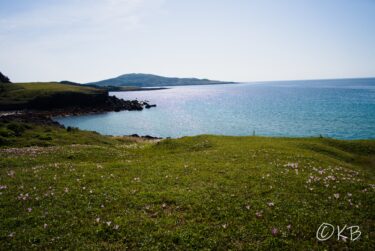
{"left": 143, "top": 135, "right": 161, "bottom": 140}
{"left": 128, "top": 133, "right": 161, "bottom": 140}
{"left": 0, "top": 72, "right": 11, "bottom": 83}
{"left": 144, "top": 102, "right": 157, "bottom": 109}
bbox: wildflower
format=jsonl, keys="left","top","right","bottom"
{"left": 64, "top": 187, "right": 69, "bottom": 193}
{"left": 222, "top": 223, "right": 228, "bottom": 229}
{"left": 347, "top": 193, "right": 352, "bottom": 197}
{"left": 245, "top": 205, "right": 250, "bottom": 210}
{"left": 18, "top": 193, "right": 29, "bottom": 201}
{"left": 0, "top": 185, "right": 7, "bottom": 190}
{"left": 44, "top": 223, "right": 48, "bottom": 229}
{"left": 334, "top": 193, "right": 340, "bottom": 199}
{"left": 114, "top": 224, "right": 119, "bottom": 230}
{"left": 162, "top": 203, "right": 167, "bottom": 209}
{"left": 133, "top": 177, "right": 140, "bottom": 182}
{"left": 7, "top": 170, "right": 15, "bottom": 177}
{"left": 267, "top": 202, "right": 274, "bottom": 207}
{"left": 106, "top": 221, "right": 112, "bottom": 226}
{"left": 101, "top": 204, "right": 105, "bottom": 208}
{"left": 255, "top": 211, "right": 263, "bottom": 218}
{"left": 27, "top": 207, "right": 32, "bottom": 212}
{"left": 287, "top": 224, "right": 292, "bottom": 230}
{"left": 271, "top": 227, "right": 279, "bottom": 236}
{"left": 8, "top": 232, "right": 15, "bottom": 238}
{"left": 95, "top": 218, "right": 100, "bottom": 223}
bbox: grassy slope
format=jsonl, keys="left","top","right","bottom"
{"left": 0, "top": 121, "right": 374, "bottom": 250}
{"left": 0, "top": 82, "right": 104, "bottom": 105}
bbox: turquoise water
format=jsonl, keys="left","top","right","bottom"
{"left": 55, "top": 78, "right": 375, "bottom": 139}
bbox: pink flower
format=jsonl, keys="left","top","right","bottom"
{"left": 267, "top": 202, "right": 274, "bottom": 207}
{"left": 287, "top": 224, "right": 292, "bottom": 230}
{"left": 255, "top": 211, "right": 263, "bottom": 218}
{"left": 271, "top": 227, "right": 279, "bottom": 236}
{"left": 27, "top": 207, "right": 32, "bottom": 212}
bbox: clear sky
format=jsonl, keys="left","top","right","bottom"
{"left": 0, "top": 0, "right": 374, "bottom": 83}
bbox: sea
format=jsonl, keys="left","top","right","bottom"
{"left": 55, "top": 78, "right": 375, "bottom": 140}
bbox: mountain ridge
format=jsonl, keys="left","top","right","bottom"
{"left": 86, "top": 73, "right": 236, "bottom": 87}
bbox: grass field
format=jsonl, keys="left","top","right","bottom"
{"left": 0, "top": 120, "right": 374, "bottom": 250}
{"left": 0, "top": 82, "right": 104, "bottom": 105}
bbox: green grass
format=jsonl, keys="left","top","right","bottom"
{"left": 0, "top": 82, "right": 104, "bottom": 105}
{"left": 0, "top": 122, "right": 374, "bottom": 250}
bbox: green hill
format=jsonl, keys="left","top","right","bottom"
{"left": 0, "top": 118, "right": 374, "bottom": 250}
{"left": 87, "top": 73, "right": 235, "bottom": 87}
{"left": 0, "top": 82, "right": 105, "bottom": 107}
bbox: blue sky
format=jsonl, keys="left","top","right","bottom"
{"left": 0, "top": 0, "right": 374, "bottom": 83}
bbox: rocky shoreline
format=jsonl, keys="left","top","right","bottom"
{"left": 0, "top": 94, "right": 160, "bottom": 139}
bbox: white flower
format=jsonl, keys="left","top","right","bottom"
{"left": 255, "top": 211, "right": 263, "bottom": 218}
{"left": 114, "top": 224, "right": 119, "bottom": 230}
{"left": 27, "top": 207, "right": 32, "bottom": 212}
{"left": 44, "top": 223, "right": 48, "bottom": 229}
{"left": 7, "top": 170, "right": 15, "bottom": 177}
{"left": 95, "top": 218, "right": 100, "bottom": 223}
{"left": 106, "top": 221, "right": 112, "bottom": 226}
{"left": 334, "top": 193, "right": 340, "bottom": 199}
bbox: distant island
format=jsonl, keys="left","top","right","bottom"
{"left": 86, "top": 73, "right": 236, "bottom": 87}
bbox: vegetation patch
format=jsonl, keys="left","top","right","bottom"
{"left": 0, "top": 123, "right": 374, "bottom": 250}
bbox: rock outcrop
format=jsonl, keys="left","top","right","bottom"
{"left": 0, "top": 72, "right": 11, "bottom": 83}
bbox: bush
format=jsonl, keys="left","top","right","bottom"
{"left": 6, "top": 123, "right": 26, "bottom": 136}
{"left": 67, "top": 126, "right": 79, "bottom": 132}
{"left": 0, "top": 128, "right": 13, "bottom": 137}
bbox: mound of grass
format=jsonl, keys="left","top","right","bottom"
{"left": 0, "top": 82, "right": 104, "bottom": 106}
{"left": 0, "top": 120, "right": 115, "bottom": 147}
{"left": 0, "top": 124, "right": 374, "bottom": 250}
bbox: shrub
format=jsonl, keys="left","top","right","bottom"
{"left": 6, "top": 123, "right": 26, "bottom": 136}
